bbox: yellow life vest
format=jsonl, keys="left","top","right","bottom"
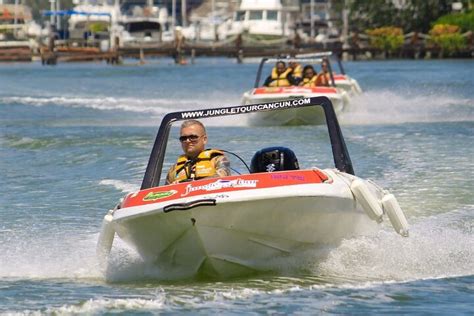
{"left": 173, "top": 149, "right": 224, "bottom": 183}
{"left": 300, "top": 76, "right": 317, "bottom": 87}
{"left": 269, "top": 67, "right": 293, "bottom": 87}
{"left": 292, "top": 64, "right": 303, "bottom": 79}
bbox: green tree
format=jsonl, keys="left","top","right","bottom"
{"left": 434, "top": 9, "right": 474, "bottom": 32}
{"left": 347, "top": 0, "right": 471, "bottom": 33}
{"left": 23, "top": 0, "right": 74, "bottom": 20}
{"left": 429, "top": 24, "right": 466, "bottom": 55}
{"left": 348, "top": 0, "right": 398, "bottom": 32}
{"left": 366, "top": 26, "right": 404, "bottom": 53}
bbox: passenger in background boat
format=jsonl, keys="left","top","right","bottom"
{"left": 165, "top": 120, "right": 231, "bottom": 184}
{"left": 289, "top": 61, "right": 303, "bottom": 85}
{"left": 315, "top": 60, "right": 330, "bottom": 86}
{"left": 298, "top": 65, "right": 318, "bottom": 87}
{"left": 263, "top": 61, "right": 297, "bottom": 87}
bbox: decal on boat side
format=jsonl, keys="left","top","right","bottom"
{"left": 143, "top": 190, "right": 177, "bottom": 201}
{"left": 182, "top": 179, "right": 259, "bottom": 196}
{"left": 203, "top": 194, "right": 230, "bottom": 199}
{"left": 271, "top": 174, "right": 306, "bottom": 181}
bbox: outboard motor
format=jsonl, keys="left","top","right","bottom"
{"left": 250, "top": 146, "right": 299, "bottom": 173}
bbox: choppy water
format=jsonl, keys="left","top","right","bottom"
{"left": 1, "top": 58, "right": 473, "bottom": 314}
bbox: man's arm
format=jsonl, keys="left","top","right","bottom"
{"left": 213, "top": 155, "right": 231, "bottom": 177}
{"left": 263, "top": 75, "right": 273, "bottom": 87}
{"left": 165, "top": 164, "right": 177, "bottom": 185}
{"left": 288, "top": 74, "right": 298, "bottom": 86}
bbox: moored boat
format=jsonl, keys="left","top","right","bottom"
{"left": 226, "top": 0, "right": 292, "bottom": 41}
{"left": 0, "top": 3, "right": 40, "bottom": 55}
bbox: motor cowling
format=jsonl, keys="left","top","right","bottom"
{"left": 250, "top": 146, "right": 299, "bottom": 173}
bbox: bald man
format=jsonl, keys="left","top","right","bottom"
{"left": 165, "top": 120, "right": 231, "bottom": 184}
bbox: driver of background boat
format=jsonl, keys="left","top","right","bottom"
{"left": 165, "top": 119, "right": 231, "bottom": 184}
{"left": 263, "top": 61, "right": 299, "bottom": 87}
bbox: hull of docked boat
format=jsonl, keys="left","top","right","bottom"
{"left": 98, "top": 169, "right": 408, "bottom": 279}
{"left": 242, "top": 86, "right": 349, "bottom": 125}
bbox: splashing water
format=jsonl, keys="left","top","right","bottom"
{"left": 341, "top": 90, "right": 473, "bottom": 125}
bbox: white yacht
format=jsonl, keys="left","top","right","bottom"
{"left": 226, "top": 0, "right": 292, "bottom": 40}
{"left": 68, "top": 0, "right": 120, "bottom": 41}
{"left": 180, "top": 0, "right": 239, "bottom": 42}
{"left": 119, "top": 0, "right": 169, "bottom": 43}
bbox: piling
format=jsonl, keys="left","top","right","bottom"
{"left": 139, "top": 47, "right": 145, "bottom": 65}
{"left": 237, "top": 49, "right": 243, "bottom": 64}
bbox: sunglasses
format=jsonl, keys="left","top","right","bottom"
{"left": 179, "top": 134, "right": 203, "bottom": 142}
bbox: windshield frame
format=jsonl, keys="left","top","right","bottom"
{"left": 140, "top": 97, "right": 354, "bottom": 190}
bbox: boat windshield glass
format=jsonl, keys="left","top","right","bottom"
{"left": 159, "top": 116, "right": 334, "bottom": 186}
{"left": 249, "top": 10, "right": 263, "bottom": 20}
{"left": 266, "top": 10, "right": 278, "bottom": 20}
{"left": 235, "top": 11, "right": 246, "bottom": 21}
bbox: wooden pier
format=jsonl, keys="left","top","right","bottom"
{"left": 1, "top": 38, "right": 472, "bottom": 64}
{"left": 0, "top": 45, "right": 33, "bottom": 62}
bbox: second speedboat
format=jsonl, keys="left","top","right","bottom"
{"left": 241, "top": 56, "right": 350, "bottom": 126}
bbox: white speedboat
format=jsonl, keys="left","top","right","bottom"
{"left": 241, "top": 56, "right": 350, "bottom": 125}
{"left": 97, "top": 97, "right": 408, "bottom": 280}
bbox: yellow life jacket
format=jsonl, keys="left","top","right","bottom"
{"left": 292, "top": 64, "right": 303, "bottom": 79}
{"left": 173, "top": 149, "right": 224, "bottom": 183}
{"left": 300, "top": 76, "right": 317, "bottom": 87}
{"left": 269, "top": 67, "right": 293, "bottom": 87}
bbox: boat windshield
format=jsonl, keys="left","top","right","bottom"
{"left": 266, "top": 10, "right": 278, "bottom": 20}
{"left": 140, "top": 97, "right": 354, "bottom": 190}
{"left": 249, "top": 10, "right": 263, "bottom": 20}
{"left": 235, "top": 11, "right": 246, "bottom": 21}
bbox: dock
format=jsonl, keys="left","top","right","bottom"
{"left": 1, "top": 36, "right": 473, "bottom": 64}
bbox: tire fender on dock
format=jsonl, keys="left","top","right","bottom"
{"left": 382, "top": 193, "right": 409, "bottom": 237}
{"left": 96, "top": 212, "right": 115, "bottom": 267}
{"left": 350, "top": 179, "right": 384, "bottom": 223}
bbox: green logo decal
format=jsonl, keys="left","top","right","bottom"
{"left": 143, "top": 190, "right": 177, "bottom": 201}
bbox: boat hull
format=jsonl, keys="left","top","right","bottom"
{"left": 107, "top": 170, "right": 378, "bottom": 279}
{"left": 334, "top": 74, "right": 363, "bottom": 96}
{"left": 242, "top": 87, "right": 348, "bottom": 126}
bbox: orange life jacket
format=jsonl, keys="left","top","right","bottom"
{"left": 315, "top": 73, "right": 330, "bottom": 86}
